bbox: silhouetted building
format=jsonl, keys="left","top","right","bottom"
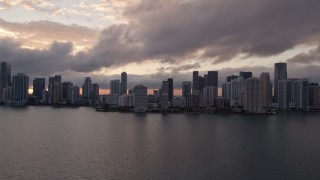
{"left": 92, "top": 83, "right": 100, "bottom": 105}
{"left": 71, "top": 85, "right": 80, "bottom": 105}
{"left": 12, "top": 73, "right": 29, "bottom": 106}
{"left": 226, "top": 75, "right": 238, "bottom": 82}
{"left": 120, "top": 72, "right": 127, "bottom": 95}
{"left": 222, "top": 82, "right": 231, "bottom": 100}
{"left": 274, "top": 63, "right": 287, "bottom": 103}
{"left": 260, "top": 73, "right": 272, "bottom": 108}
{"left": 239, "top": 71, "right": 252, "bottom": 80}
{"left": 186, "top": 93, "right": 200, "bottom": 112}
{"left": 82, "top": 77, "right": 92, "bottom": 100}
{"left": 182, "top": 81, "right": 191, "bottom": 98}
{"left": 62, "top": 82, "right": 73, "bottom": 102}
{"left": 278, "top": 78, "right": 308, "bottom": 110}
{"left": 203, "top": 85, "right": 217, "bottom": 106}
{"left": 309, "top": 83, "right": 319, "bottom": 109}
{"left": 48, "top": 75, "right": 62, "bottom": 104}
{"left": 52, "top": 81, "right": 62, "bottom": 104}
{"left": 168, "top": 78, "right": 173, "bottom": 103}
{"left": 207, "top": 71, "right": 218, "bottom": 87}
{"left": 0, "top": 61, "right": 11, "bottom": 103}
{"left": 243, "top": 77, "right": 262, "bottom": 113}
{"left": 133, "top": 84, "right": 147, "bottom": 112}
{"left": 110, "top": 79, "right": 120, "bottom": 95}
{"left": 192, "top": 71, "right": 199, "bottom": 92}
{"left": 33, "top": 78, "right": 45, "bottom": 99}
{"left": 199, "top": 76, "right": 205, "bottom": 92}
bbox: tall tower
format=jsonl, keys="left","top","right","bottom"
{"left": 12, "top": 73, "right": 29, "bottom": 106}
{"left": 182, "top": 81, "right": 191, "bottom": 98}
{"left": 82, "top": 77, "right": 92, "bottom": 99}
{"left": 192, "top": 71, "right": 199, "bottom": 92}
{"left": 133, "top": 84, "right": 148, "bottom": 112}
{"left": 168, "top": 78, "right": 173, "bottom": 103}
{"left": 110, "top": 80, "right": 120, "bottom": 95}
{"left": 260, "top": 73, "right": 272, "bottom": 108}
{"left": 243, "top": 77, "right": 262, "bottom": 113}
{"left": 239, "top": 71, "right": 252, "bottom": 80}
{"left": 0, "top": 61, "right": 11, "bottom": 103}
{"left": 33, "top": 78, "right": 45, "bottom": 99}
{"left": 274, "top": 63, "right": 287, "bottom": 103}
{"left": 92, "top": 83, "right": 100, "bottom": 105}
{"left": 207, "top": 71, "right": 218, "bottom": 87}
{"left": 120, "top": 72, "right": 127, "bottom": 95}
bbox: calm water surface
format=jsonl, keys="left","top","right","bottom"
{"left": 1, "top": 106, "right": 320, "bottom": 179}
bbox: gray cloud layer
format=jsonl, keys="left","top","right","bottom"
{"left": 1, "top": 0, "right": 320, "bottom": 88}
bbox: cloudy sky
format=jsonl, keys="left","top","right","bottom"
{"left": 0, "top": 0, "right": 320, "bottom": 93}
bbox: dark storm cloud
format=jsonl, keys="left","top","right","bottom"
{"left": 0, "top": 39, "right": 73, "bottom": 75}
{"left": 123, "top": 0, "right": 320, "bottom": 63}
{"left": 1, "top": 0, "right": 320, "bottom": 78}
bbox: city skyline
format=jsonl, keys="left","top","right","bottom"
{"left": 1, "top": 60, "right": 319, "bottom": 97}
{"left": 0, "top": 0, "right": 319, "bottom": 90}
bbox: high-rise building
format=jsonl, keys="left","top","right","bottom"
{"left": 161, "top": 80, "right": 169, "bottom": 94}
{"left": 239, "top": 71, "right": 252, "bottom": 80}
{"left": 230, "top": 77, "right": 245, "bottom": 106}
{"left": 62, "top": 82, "right": 73, "bottom": 102}
{"left": 192, "top": 71, "right": 199, "bottom": 92}
{"left": 12, "top": 73, "right": 29, "bottom": 106}
{"left": 278, "top": 78, "right": 308, "bottom": 110}
{"left": 71, "top": 85, "right": 80, "bottom": 105}
{"left": 41, "top": 90, "right": 49, "bottom": 104}
{"left": 33, "top": 78, "right": 45, "bottom": 99}
{"left": 92, "top": 83, "right": 100, "bottom": 105}
{"left": 309, "top": 83, "right": 319, "bottom": 109}
{"left": 222, "top": 82, "right": 231, "bottom": 100}
{"left": 161, "top": 80, "right": 169, "bottom": 106}
{"left": 198, "top": 76, "right": 205, "bottom": 92}
{"left": 120, "top": 72, "right": 127, "bottom": 95}
{"left": 3, "top": 87, "right": 12, "bottom": 105}
{"left": 182, "top": 81, "right": 191, "bottom": 98}
{"left": 110, "top": 80, "right": 120, "bottom": 95}
{"left": 226, "top": 75, "right": 238, "bottom": 82}
{"left": 186, "top": 93, "right": 200, "bottom": 112}
{"left": 207, "top": 71, "right": 218, "bottom": 87}
{"left": 52, "top": 81, "right": 62, "bottom": 104}
{"left": 243, "top": 77, "right": 262, "bottom": 113}
{"left": 48, "top": 75, "right": 62, "bottom": 104}
{"left": 203, "top": 85, "right": 217, "bottom": 106}
{"left": 260, "top": 73, "right": 272, "bottom": 108}
{"left": 82, "top": 77, "right": 92, "bottom": 99}
{"left": 168, "top": 78, "right": 173, "bottom": 103}
{"left": 133, "top": 84, "right": 147, "bottom": 112}
{"left": 297, "top": 79, "right": 309, "bottom": 111}
{"left": 0, "top": 61, "right": 11, "bottom": 103}
{"left": 274, "top": 63, "right": 287, "bottom": 103}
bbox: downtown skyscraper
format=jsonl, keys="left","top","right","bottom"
{"left": 120, "top": 72, "right": 127, "bottom": 95}
{"left": 12, "top": 73, "right": 29, "bottom": 106}
{"left": 33, "top": 78, "right": 45, "bottom": 99}
{"left": 274, "top": 63, "right": 287, "bottom": 103}
{"left": 0, "top": 61, "right": 11, "bottom": 103}
{"left": 82, "top": 77, "right": 92, "bottom": 100}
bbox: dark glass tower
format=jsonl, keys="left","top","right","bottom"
{"left": 274, "top": 63, "right": 287, "bottom": 103}
{"left": 168, "top": 78, "right": 173, "bottom": 103}
{"left": 33, "top": 78, "right": 45, "bottom": 99}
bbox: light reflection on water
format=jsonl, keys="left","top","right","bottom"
{"left": 0, "top": 106, "right": 320, "bottom": 180}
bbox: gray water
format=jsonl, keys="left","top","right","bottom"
{"left": 0, "top": 106, "right": 320, "bottom": 180}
